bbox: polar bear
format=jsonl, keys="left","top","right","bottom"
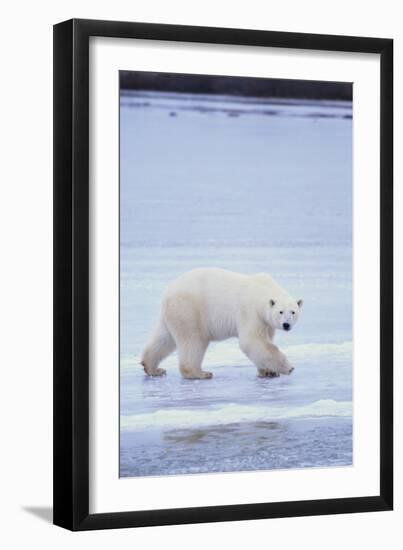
{"left": 141, "top": 268, "right": 303, "bottom": 379}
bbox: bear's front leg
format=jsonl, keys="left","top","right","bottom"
{"left": 258, "top": 369, "right": 280, "bottom": 378}
{"left": 239, "top": 333, "right": 294, "bottom": 376}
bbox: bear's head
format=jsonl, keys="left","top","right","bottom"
{"left": 267, "top": 297, "right": 303, "bottom": 332}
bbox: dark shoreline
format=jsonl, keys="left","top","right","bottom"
{"left": 120, "top": 71, "right": 352, "bottom": 101}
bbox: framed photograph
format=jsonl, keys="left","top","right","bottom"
{"left": 53, "top": 19, "right": 393, "bottom": 530}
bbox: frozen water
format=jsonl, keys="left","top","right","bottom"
{"left": 119, "top": 91, "right": 352, "bottom": 477}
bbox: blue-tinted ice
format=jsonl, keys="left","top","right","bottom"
{"left": 119, "top": 91, "right": 352, "bottom": 477}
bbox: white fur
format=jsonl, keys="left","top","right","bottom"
{"left": 141, "top": 268, "right": 303, "bottom": 379}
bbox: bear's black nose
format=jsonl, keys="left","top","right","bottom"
{"left": 283, "top": 322, "right": 290, "bottom": 331}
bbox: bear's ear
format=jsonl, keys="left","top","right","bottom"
{"left": 297, "top": 299, "right": 303, "bottom": 308}
{"left": 269, "top": 299, "right": 276, "bottom": 307}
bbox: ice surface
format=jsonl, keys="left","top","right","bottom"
{"left": 119, "top": 91, "right": 352, "bottom": 477}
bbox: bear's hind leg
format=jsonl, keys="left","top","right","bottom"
{"left": 177, "top": 338, "right": 212, "bottom": 379}
{"left": 141, "top": 320, "right": 176, "bottom": 376}
{"left": 164, "top": 294, "right": 213, "bottom": 380}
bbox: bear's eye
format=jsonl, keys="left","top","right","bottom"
{"left": 279, "top": 311, "right": 283, "bottom": 315}
{"left": 291, "top": 311, "right": 295, "bottom": 315}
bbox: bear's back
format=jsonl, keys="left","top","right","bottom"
{"left": 164, "top": 268, "right": 247, "bottom": 302}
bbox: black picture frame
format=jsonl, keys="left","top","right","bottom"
{"left": 53, "top": 18, "right": 393, "bottom": 531}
